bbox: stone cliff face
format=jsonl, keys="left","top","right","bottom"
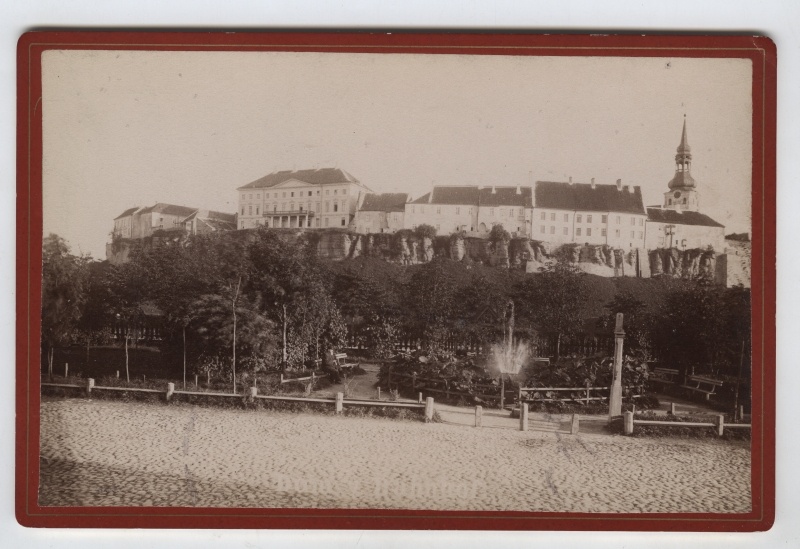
{"left": 649, "top": 247, "right": 716, "bottom": 280}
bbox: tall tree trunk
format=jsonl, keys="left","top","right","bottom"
{"left": 231, "top": 276, "right": 241, "bottom": 394}
{"left": 282, "top": 304, "right": 288, "bottom": 369}
{"left": 556, "top": 333, "right": 562, "bottom": 360}
{"left": 124, "top": 333, "right": 130, "bottom": 382}
{"left": 182, "top": 325, "right": 187, "bottom": 389}
{"left": 48, "top": 346, "right": 54, "bottom": 378}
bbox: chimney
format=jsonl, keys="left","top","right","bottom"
{"left": 569, "top": 176, "right": 573, "bottom": 184}
{"left": 627, "top": 184, "right": 633, "bottom": 194}
{"left": 491, "top": 185, "right": 496, "bottom": 194}
{"left": 516, "top": 184, "right": 521, "bottom": 195}
{"left": 591, "top": 177, "right": 596, "bottom": 189}
{"left": 616, "top": 178, "right": 622, "bottom": 191}
{"left": 428, "top": 192, "right": 433, "bottom": 204}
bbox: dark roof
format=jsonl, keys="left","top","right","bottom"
{"left": 114, "top": 207, "right": 140, "bottom": 220}
{"left": 478, "top": 186, "right": 532, "bottom": 207}
{"left": 535, "top": 181, "right": 646, "bottom": 215}
{"left": 200, "top": 218, "right": 237, "bottom": 232}
{"left": 360, "top": 193, "right": 409, "bottom": 212}
{"left": 181, "top": 210, "right": 237, "bottom": 224}
{"left": 139, "top": 203, "right": 199, "bottom": 217}
{"left": 646, "top": 208, "right": 724, "bottom": 228}
{"left": 409, "top": 186, "right": 530, "bottom": 207}
{"left": 238, "top": 168, "right": 359, "bottom": 190}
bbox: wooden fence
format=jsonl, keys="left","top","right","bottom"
{"left": 623, "top": 411, "right": 751, "bottom": 436}
{"left": 41, "top": 380, "right": 434, "bottom": 421}
{"left": 518, "top": 384, "right": 645, "bottom": 405}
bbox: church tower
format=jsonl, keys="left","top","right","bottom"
{"left": 663, "top": 116, "right": 700, "bottom": 212}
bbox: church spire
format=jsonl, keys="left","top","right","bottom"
{"left": 668, "top": 115, "right": 695, "bottom": 189}
{"left": 677, "top": 115, "right": 691, "bottom": 153}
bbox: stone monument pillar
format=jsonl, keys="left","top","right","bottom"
{"left": 608, "top": 313, "right": 625, "bottom": 422}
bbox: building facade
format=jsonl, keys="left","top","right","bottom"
{"left": 353, "top": 193, "right": 409, "bottom": 233}
{"left": 236, "top": 168, "right": 373, "bottom": 230}
{"left": 404, "top": 185, "right": 533, "bottom": 236}
{"left": 112, "top": 203, "right": 200, "bottom": 240}
{"left": 532, "top": 179, "right": 648, "bottom": 249}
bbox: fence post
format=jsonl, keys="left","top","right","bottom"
{"left": 424, "top": 397, "right": 434, "bottom": 422}
{"left": 249, "top": 386, "right": 258, "bottom": 398}
{"left": 737, "top": 405, "right": 744, "bottom": 421}
{"left": 166, "top": 382, "right": 174, "bottom": 401}
{"left": 335, "top": 392, "right": 344, "bottom": 414}
{"left": 570, "top": 413, "right": 579, "bottom": 435}
{"left": 519, "top": 403, "right": 529, "bottom": 431}
{"left": 500, "top": 378, "right": 505, "bottom": 410}
{"left": 418, "top": 392, "right": 423, "bottom": 404}
{"left": 624, "top": 411, "right": 634, "bottom": 435}
{"left": 670, "top": 402, "right": 677, "bottom": 415}
{"left": 475, "top": 405, "right": 482, "bottom": 427}
{"left": 585, "top": 382, "right": 590, "bottom": 405}
{"left": 377, "top": 387, "right": 381, "bottom": 400}
{"left": 280, "top": 373, "right": 284, "bottom": 385}
{"left": 716, "top": 414, "right": 725, "bottom": 437}
{"left": 86, "top": 378, "right": 94, "bottom": 397}
{"left": 64, "top": 363, "right": 69, "bottom": 378}
{"left": 116, "top": 370, "right": 119, "bottom": 378}
{"left": 195, "top": 375, "right": 198, "bottom": 388}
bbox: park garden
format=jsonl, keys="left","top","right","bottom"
{"left": 41, "top": 225, "right": 751, "bottom": 418}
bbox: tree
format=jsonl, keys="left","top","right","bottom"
{"left": 41, "top": 234, "right": 89, "bottom": 377}
{"left": 599, "top": 292, "right": 653, "bottom": 359}
{"left": 514, "top": 259, "right": 588, "bottom": 359}
{"left": 106, "top": 256, "right": 151, "bottom": 382}
{"left": 404, "top": 258, "right": 458, "bottom": 354}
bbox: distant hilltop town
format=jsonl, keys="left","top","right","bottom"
{"left": 108, "top": 120, "right": 750, "bottom": 287}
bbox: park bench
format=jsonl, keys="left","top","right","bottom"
{"left": 335, "top": 353, "right": 359, "bottom": 372}
{"left": 680, "top": 375, "right": 723, "bottom": 401}
{"left": 649, "top": 367, "right": 679, "bottom": 389}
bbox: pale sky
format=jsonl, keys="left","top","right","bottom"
{"left": 41, "top": 50, "right": 752, "bottom": 258}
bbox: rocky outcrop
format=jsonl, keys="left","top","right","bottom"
{"left": 649, "top": 247, "right": 716, "bottom": 281}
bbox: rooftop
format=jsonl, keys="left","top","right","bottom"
{"left": 535, "top": 181, "right": 646, "bottom": 215}
{"left": 646, "top": 208, "right": 724, "bottom": 228}
{"left": 360, "top": 193, "right": 409, "bottom": 212}
{"left": 237, "top": 168, "right": 360, "bottom": 190}
{"left": 409, "top": 185, "right": 531, "bottom": 207}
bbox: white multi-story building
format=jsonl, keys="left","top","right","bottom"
{"left": 236, "top": 168, "right": 373, "bottom": 230}
{"left": 532, "top": 179, "right": 648, "bottom": 249}
{"left": 404, "top": 185, "right": 533, "bottom": 236}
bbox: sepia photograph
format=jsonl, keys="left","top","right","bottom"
{"left": 19, "top": 32, "right": 774, "bottom": 530}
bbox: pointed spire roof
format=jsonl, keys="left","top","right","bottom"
{"left": 677, "top": 115, "right": 691, "bottom": 153}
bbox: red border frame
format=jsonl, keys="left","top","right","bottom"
{"left": 16, "top": 31, "right": 777, "bottom": 531}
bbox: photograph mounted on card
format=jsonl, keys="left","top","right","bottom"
{"left": 16, "top": 31, "right": 775, "bottom": 531}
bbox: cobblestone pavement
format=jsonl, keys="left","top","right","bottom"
{"left": 39, "top": 399, "right": 751, "bottom": 512}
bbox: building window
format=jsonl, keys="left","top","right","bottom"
{"left": 601, "top": 229, "right": 607, "bottom": 237}
{"left": 550, "top": 213, "right": 555, "bottom": 221}
{"left": 437, "top": 207, "right": 441, "bottom": 214}
{"left": 577, "top": 215, "right": 582, "bottom": 223}
{"left": 241, "top": 207, "right": 245, "bottom": 215}
{"left": 587, "top": 215, "right": 592, "bottom": 223}
{"left": 682, "top": 198, "right": 687, "bottom": 204}
{"left": 576, "top": 228, "right": 582, "bottom": 236}
{"left": 282, "top": 192, "right": 286, "bottom": 198}
{"left": 341, "top": 218, "right": 346, "bottom": 226}
{"left": 563, "top": 214, "right": 569, "bottom": 222}
{"left": 616, "top": 216, "right": 621, "bottom": 224}
{"left": 550, "top": 226, "right": 555, "bottom": 234}
{"left": 324, "top": 218, "right": 328, "bottom": 227}
{"left": 325, "top": 202, "right": 329, "bottom": 212}
{"left": 631, "top": 217, "right": 636, "bottom": 225}
{"left": 541, "top": 212, "right": 546, "bottom": 220}
{"left": 587, "top": 228, "right": 592, "bottom": 237}
{"left": 509, "top": 208, "right": 514, "bottom": 217}
{"left": 540, "top": 225, "right": 546, "bottom": 233}
{"left": 326, "top": 190, "right": 329, "bottom": 196}
{"left": 342, "top": 188, "right": 348, "bottom": 195}
{"left": 334, "top": 203, "right": 338, "bottom": 212}
{"left": 256, "top": 207, "right": 259, "bottom": 215}
{"left": 615, "top": 229, "right": 620, "bottom": 237}
{"left": 247, "top": 206, "right": 252, "bottom": 215}
{"left": 639, "top": 231, "right": 643, "bottom": 239}
{"left": 602, "top": 215, "right": 607, "bottom": 223}
{"left": 334, "top": 189, "right": 338, "bottom": 195}
{"left": 563, "top": 227, "right": 568, "bottom": 235}
{"left": 639, "top": 218, "right": 643, "bottom": 226}
{"left": 290, "top": 192, "right": 294, "bottom": 197}
{"left": 308, "top": 191, "right": 312, "bottom": 197}
{"left": 290, "top": 203, "right": 294, "bottom": 211}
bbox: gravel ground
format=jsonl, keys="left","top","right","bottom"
{"left": 39, "top": 398, "right": 751, "bottom": 512}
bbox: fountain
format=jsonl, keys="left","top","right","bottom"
{"left": 488, "top": 301, "right": 529, "bottom": 410}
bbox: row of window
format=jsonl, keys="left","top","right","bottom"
{"left": 538, "top": 212, "right": 644, "bottom": 226}
{"left": 539, "top": 226, "right": 645, "bottom": 240}
{"left": 240, "top": 216, "right": 348, "bottom": 229}
{"left": 241, "top": 188, "right": 349, "bottom": 202}
{"left": 242, "top": 201, "right": 348, "bottom": 216}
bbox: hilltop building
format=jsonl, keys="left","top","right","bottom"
{"left": 403, "top": 185, "right": 533, "bottom": 236}
{"left": 236, "top": 168, "right": 373, "bottom": 230}
{"left": 112, "top": 203, "right": 202, "bottom": 240}
{"left": 645, "top": 118, "right": 725, "bottom": 251}
{"left": 353, "top": 193, "right": 409, "bottom": 233}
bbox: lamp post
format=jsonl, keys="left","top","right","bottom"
{"left": 608, "top": 313, "right": 625, "bottom": 422}
{"left": 665, "top": 225, "right": 676, "bottom": 248}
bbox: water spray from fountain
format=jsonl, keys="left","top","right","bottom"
{"left": 488, "top": 300, "right": 530, "bottom": 410}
